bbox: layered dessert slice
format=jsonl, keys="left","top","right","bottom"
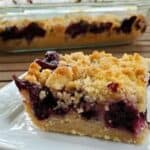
{"left": 0, "top": 14, "right": 146, "bottom": 51}
{"left": 14, "top": 50, "right": 149, "bottom": 144}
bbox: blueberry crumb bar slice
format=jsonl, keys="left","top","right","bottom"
{"left": 14, "top": 50, "right": 149, "bottom": 144}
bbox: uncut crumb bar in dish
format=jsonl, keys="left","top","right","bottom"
{"left": 0, "top": 14, "right": 146, "bottom": 51}
{"left": 14, "top": 50, "right": 149, "bottom": 144}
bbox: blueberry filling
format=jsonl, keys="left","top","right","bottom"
{"left": 14, "top": 77, "right": 147, "bottom": 133}
{"left": 0, "top": 22, "right": 46, "bottom": 41}
{"left": 32, "top": 87, "right": 58, "bottom": 120}
{"left": 13, "top": 76, "right": 57, "bottom": 120}
{"left": 36, "top": 59, "right": 58, "bottom": 70}
{"left": 120, "top": 16, "right": 137, "bottom": 33}
{"left": 65, "top": 20, "right": 89, "bottom": 38}
{"left": 54, "top": 107, "right": 70, "bottom": 115}
{"left": 13, "top": 75, "right": 32, "bottom": 91}
{"left": 79, "top": 100, "right": 101, "bottom": 120}
{"left": 104, "top": 101, "right": 146, "bottom": 134}
{"left": 36, "top": 51, "right": 59, "bottom": 70}
{"left": 65, "top": 20, "right": 112, "bottom": 38}
{"left": 89, "top": 22, "right": 112, "bottom": 34}
{"left": 45, "top": 51, "right": 59, "bottom": 62}
{"left": 65, "top": 16, "right": 142, "bottom": 38}
{"left": 0, "top": 26, "right": 20, "bottom": 41}
{"left": 33, "top": 98, "right": 53, "bottom": 120}
{"left": 107, "top": 82, "right": 119, "bottom": 92}
{"left": 21, "top": 22, "right": 46, "bottom": 41}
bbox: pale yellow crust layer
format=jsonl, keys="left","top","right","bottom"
{"left": 0, "top": 14, "right": 146, "bottom": 51}
{"left": 22, "top": 90, "right": 149, "bottom": 144}
{"left": 24, "top": 51, "right": 149, "bottom": 112}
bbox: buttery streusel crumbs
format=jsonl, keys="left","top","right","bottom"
{"left": 24, "top": 51, "right": 149, "bottom": 112}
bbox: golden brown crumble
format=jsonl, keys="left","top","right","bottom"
{"left": 24, "top": 51, "right": 149, "bottom": 112}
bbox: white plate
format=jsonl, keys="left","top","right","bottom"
{"left": 0, "top": 81, "right": 150, "bottom": 150}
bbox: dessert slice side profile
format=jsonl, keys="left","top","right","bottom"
{"left": 0, "top": 14, "right": 147, "bottom": 51}
{"left": 14, "top": 50, "right": 149, "bottom": 144}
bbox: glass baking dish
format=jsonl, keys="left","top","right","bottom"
{"left": 0, "top": 1, "right": 149, "bottom": 52}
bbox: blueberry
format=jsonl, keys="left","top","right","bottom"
{"left": 36, "top": 51, "right": 59, "bottom": 70}
{"left": 107, "top": 82, "right": 119, "bottom": 92}
{"left": 0, "top": 26, "right": 20, "bottom": 41}
{"left": 79, "top": 101, "right": 101, "bottom": 120}
{"left": 32, "top": 87, "right": 57, "bottom": 120}
{"left": 66, "top": 20, "right": 112, "bottom": 37}
{"left": 13, "top": 76, "right": 58, "bottom": 120}
{"left": 65, "top": 20, "right": 89, "bottom": 38}
{"left": 104, "top": 101, "right": 146, "bottom": 134}
{"left": 89, "top": 22, "right": 112, "bottom": 34}
{"left": 45, "top": 51, "right": 59, "bottom": 62}
{"left": 22, "top": 22, "right": 46, "bottom": 41}
{"left": 13, "top": 75, "right": 31, "bottom": 90}
{"left": 33, "top": 103, "right": 51, "bottom": 120}
{"left": 54, "top": 107, "right": 70, "bottom": 115}
{"left": 36, "top": 59, "right": 58, "bottom": 70}
{"left": 0, "top": 22, "right": 46, "bottom": 41}
{"left": 120, "top": 16, "right": 137, "bottom": 33}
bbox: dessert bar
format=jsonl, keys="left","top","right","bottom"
{"left": 14, "top": 50, "right": 149, "bottom": 144}
{"left": 0, "top": 14, "right": 146, "bottom": 51}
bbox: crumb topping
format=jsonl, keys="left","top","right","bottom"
{"left": 24, "top": 51, "right": 149, "bottom": 112}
